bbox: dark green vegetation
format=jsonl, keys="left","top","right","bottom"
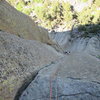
{"left": 7, "top": 0, "right": 100, "bottom": 36}
{"left": 78, "top": 23, "right": 100, "bottom": 37}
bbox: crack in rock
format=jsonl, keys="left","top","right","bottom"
{"left": 14, "top": 60, "right": 59, "bottom": 100}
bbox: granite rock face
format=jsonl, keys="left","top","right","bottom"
{"left": 0, "top": 0, "right": 57, "bottom": 45}
{"left": 0, "top": 29, "right": 100, "bottom": 100}
{"left": 20, "top": 53, "right": 100, "bottom": 100}
{"left": 50, "top": 31, "right": 100, "bottom": 58}
{"left": 0, "top": 31, "right": 62, "bottom": 100}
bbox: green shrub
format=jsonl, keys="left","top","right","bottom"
{"left": 32, "top": 1, "right": 62, "bottom": 28}
{"left": 32, "top": 0, "right": 44, "bottom": 3}
{"left": 78, "top": 25, "right": 87, "bottom": 31}
{"left": 63, "top": 11, "right": 73, "bottom": 22}
{"left": 16, "top": 1, "right": 25, "bottom": 11}
{"left": 77, "top": 7, "right": 93, "bottom": 25}
{"left": 62, "top": 2, "right": 72, "bottom": 11}
{"left": 81, "top": 0, "right": 88, "bottom": 2}
{"left": 7, "top": 0, "right": 100, "bottom": 32}
{"left": 62, "top": 2, "right": 73, "bottom": 28}
{"left": 92, "top": 10, "right": 100, "bottom": 23}
{"left": 23, "top": 8, "right": 33, "bottom": 15}
{"left": 94, "top": 0, "right": 100, "bottom": 7}
{"left": 78, "top": 24, "right": 100, "bottom": 37}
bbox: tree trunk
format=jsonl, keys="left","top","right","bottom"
{"left": 0, "top": 0, "right": 54, "bottom": 45}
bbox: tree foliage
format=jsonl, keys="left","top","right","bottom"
{"left": 7, "top": 0, "right": 100, "bottom": 35}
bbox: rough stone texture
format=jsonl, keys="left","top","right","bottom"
{"left": 50, "top": 31, "right": 71, "bottom": 49}
{"left": 85, "top": 36, "right": 100, "bottom": 58}
{"left": 50, "top": 31, "right": 100, "bottom": 58}
{"left": 20, "top": 53, "right": 100, "bottom": 100}
{"left": 0, "top": 31, "right": 62, "bottom": 100}
{"left": 67, "top": 36, "right": 100, "bottom": 58}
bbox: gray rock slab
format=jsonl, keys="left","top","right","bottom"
{"left": 50, "top": 31, "right": 100, "bottom": 58}
{"left": 0, "top": 31, "right": 62, "bottom": 100}
{"left": 20, "top": 53, "right": 100, "bottom": 100}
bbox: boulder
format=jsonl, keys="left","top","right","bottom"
{"left": 0, "top": 31, "right": 62, "bottom": 100}
{"left": 20, "top": 53, "right": 100, "bottom": 100}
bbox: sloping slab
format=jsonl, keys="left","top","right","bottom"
{"left": 0, "top": 31, "right": 62, "bottom": 100}
{"left": 20, "top": 53, "right": 100, "bottom": 100}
